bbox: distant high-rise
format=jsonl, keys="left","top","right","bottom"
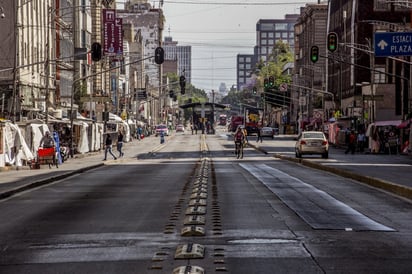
{"left": 163, "top": 37, "right": 192, "bottom": 84}
{"left": 255, "top": 14, "right": 299, "bottom": 63}
{"left": 236, "top": 14, "right": 298, "bottom": 92}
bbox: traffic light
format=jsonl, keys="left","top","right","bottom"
{"left": 179, "top": 75, "right": 186, "bottom": 94}
{"left": 268, "top": 76, "right": 274, "bottom": 88}
{"left": 252, "top": 87, "right": 257, "bottom": 94}
{"left": 154, "top": 47, "right": 164, "bottom": 64}
{"left": 91, "top": 42, "right": 102, "bottom": 61}
{"left": 310, "top": 46, "right": 319, "bottom": 63}
{"left": 264, "top": 78, "right": 269, "bottom": 89}
{"left": 169, "top": 90, "right": 174, "bottom": 98}
{"left": 327, "top": 32, "right": 338, "bottom": 52}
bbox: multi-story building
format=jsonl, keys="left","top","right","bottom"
{"left": 328, "top": 0, "right": 410, "bottom": 124}
{"left": 0, "top": 0, "right": 54, "bottom": 121}
{"left": 118, "top": 0, "right": 164, "bottom": 126}
{"left": 236, "top": 14, "right": 298, "bottom": 92}
{"left": 163, "top": 36, "right": 192, "bottom": 84}
{"left": 0, "top": 0, "right": 97, "bottom": 121}
{"left": 255, "top": 14, "right": 299, "bottom": 64}
{"left": 236, "top": 54, "right": 257, "bottom": 91}
{"left": 294, "top": 2, "right": 328, "bottom": 131}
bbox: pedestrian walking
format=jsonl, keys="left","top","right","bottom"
{"left": 160, "top": 131, "right": 165, "bottom": 144}
{"left": 103, "top": 134, "right": 117, "bottom": 160}
{"left": 357, "top": 130, "right": 366, "bottom": 153}
{"left": 345, "top": 130, "right": 356, "bottom": 155}
{"left": 117, "top": 131, "right": 124, "bottom": 157}
{"left": 256, "top": 126, "right": 263, "bottom": 143}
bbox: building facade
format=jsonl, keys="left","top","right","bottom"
{"left": 255, "top": 14, "right": 299, "bottom": 64}
{"left": 327, "top": 0, "right": 410, "bottom": 124}
{"left": 236, "top": 54, "right": 257, "bottom": 91}
{"left": 294, "top": 2, "right": 329, "bottom": 130}
{"left": 163, "top": 36, "right": 192, "bottom": 84}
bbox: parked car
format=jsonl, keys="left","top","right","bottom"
{"left": 260, "top": 127, "right": 275, "bottom": 139}
{"left": 155, "top": 124, "right": 169, "bottom": 137}
{"left": 295, "top": 131, "right": 329, "bottom": 158}
{"left": 176, "top": 124, "right": 185, "bottom": 132}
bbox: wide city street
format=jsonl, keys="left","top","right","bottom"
{"left": 0, "top": 126, "right": 411, "bottom": 274}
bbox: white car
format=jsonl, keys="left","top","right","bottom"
{"left": 176, "top": 124, "right": 185, "bottom": 132}
{"left": 155, "top": 124, "right": 169, "bottom": 136}
{"left": 260, "top": 127, "right": 275, "bottom": 139}
{"left": 295, "top": 131, "right": 329, "bottom": 158}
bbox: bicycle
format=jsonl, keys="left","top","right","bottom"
{"left": 235, "top": 140, "right": 244, "bottom": 159}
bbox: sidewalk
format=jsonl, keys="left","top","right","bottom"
{"left": 0, "top": 135, "right": 164, "bottom": 200}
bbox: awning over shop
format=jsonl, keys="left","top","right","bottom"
{"left": 374, "top": 120, "right": 402, "bottom": 126}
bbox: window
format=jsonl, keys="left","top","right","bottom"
{"left": 374, "top": 0, "right": 389, "bottom": 11}
{"left": 374, "top": 66, "right": 386, "bottom": 84}
{"left": 260, "top": 23, "right": 274, "bottom": 31}
{"left": 276, "top": 23, "right": 288, "bottom": 30}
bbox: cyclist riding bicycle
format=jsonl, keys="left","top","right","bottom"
{"left": 234, "top": 126, "right": 245, "bottom": 159}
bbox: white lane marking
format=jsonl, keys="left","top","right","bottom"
{"left": 323, "top": 163, "right": 411, "bottom": 167}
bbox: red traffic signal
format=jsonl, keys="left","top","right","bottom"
{"left": 310, "top": 46, "right": 319, "bottom": 63}
{"left": 327, "top": 32, "right": 338, "bottom": 52}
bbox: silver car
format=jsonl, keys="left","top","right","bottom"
{"left": 260, "top": 127, "right": 275, "bottom": 139}
{"left": 295, "top": 131, "right": 329, "bottom": 158}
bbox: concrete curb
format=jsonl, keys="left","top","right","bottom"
{"left": 274, "top": 153, "right": 412, "bottom": 201}
{"left": 0, "top": 163, "right": 104, "bottom": 200}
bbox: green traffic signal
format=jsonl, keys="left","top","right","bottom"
{"left": 268, "top": 76, "right": 274, "bottom": 87}
{"left": 327, "top": 32, "right": 338, "bottom": 52}
{"left": 264, "top": 78, "right": 269, "bottom": 89}
{"left": 310, "top": 46, "right": 319, "bottom": 63}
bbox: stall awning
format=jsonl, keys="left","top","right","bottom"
{"left": 374, "top": 120, "right": 402, "bottom": 126}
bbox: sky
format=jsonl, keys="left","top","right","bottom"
{"left": 120, "top": 0, "right": 315, "bottom": 92}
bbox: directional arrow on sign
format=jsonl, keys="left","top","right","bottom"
{"left": 377, "top": 40, "right": 388, "bottom": 50}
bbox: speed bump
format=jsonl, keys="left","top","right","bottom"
{"left": 189, "top": 198, "right": 207, "bottom": 206}
{"left": 184, "top": 215, "right": 206, "bottom": 225}
{"left": 190, "top": 192, "right": 207, "bottom": 199}
{"left": 173, "top": 265, "right": 205, "bottom": 274}
{"left": 185, "top": 206, "right": 206, "bottom": 215}
{"left": 181, "top": 225, "right": 205, "bottom": 236}
{"left": 174, "top": 243, "right": 205, "bottom": 259}
{"left": 192, "top": 187, "right": 207, "bottom": 194}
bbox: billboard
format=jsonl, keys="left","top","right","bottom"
{"left": 103, "top": 9, "right": 123, "bottom": 56}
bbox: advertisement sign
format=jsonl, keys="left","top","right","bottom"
{"left": 103, "top": 9, "right": 123, "bottom": 56}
